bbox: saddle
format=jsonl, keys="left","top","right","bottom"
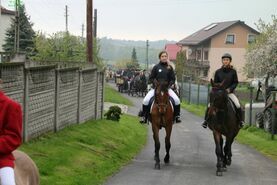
{"left": 148, "top": 97, "right": 175, "bottom": 114}
{"left": 227, "top": 97, "right": 239, "bottom": 114}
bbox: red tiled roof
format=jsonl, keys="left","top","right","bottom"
{"left": 165, "top": 44, "right": 181, "bottom": 61}
{"left": 1, "top": 6, "right": 16, "bottom": 15}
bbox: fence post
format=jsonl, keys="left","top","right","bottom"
{"left": 249, "top": 86, "right": 254, "bottom": 126}
{"left": 188, "top": 76, "right": 191, "bottom": 104}
{"left": 54, "top": 70, "right": 59, "bottom": 132}
{"left": 271, "top": 92, "right": 276, "bottom": 140}
{"left": 95, "top": 71, "right": 99, "bottom": 119}
{"left": 101, "top": 72, "right": 105, "bottom": 119}
{"left": 180, "top": 74, "right": 184, "bottom": 102}
{"left": 77, "top": 70, "right": 82, "bottom": 123}
{"left": 23, "top": 68, "right": 29, "bottom": 142}
{"left": 197, "top": 82, "right": 200, "bottom": 105}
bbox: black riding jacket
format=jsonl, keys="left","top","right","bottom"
{"left": 214, "top": 66, "right": 238, "bottom": 93}
{"left": 148, "top": 62, "right": 175, "bottom": 86}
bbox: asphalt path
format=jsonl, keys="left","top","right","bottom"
{"left": 104, "top": 83, "right": 277, "bottom": 185}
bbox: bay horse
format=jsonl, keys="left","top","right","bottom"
{"left": 208, "top": 79, "right": 241, "bottom": 176}
{"left": 150, "top": 80, "right": 174, "bottom": 169}
{"left": 0, "top": 150, "right": 40, "bottom": 185}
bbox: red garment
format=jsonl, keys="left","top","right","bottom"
{"left": 0, "top": 91, "right": 22, "bottom": 168}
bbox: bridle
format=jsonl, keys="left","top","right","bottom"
{"left": 209, "top": 88, "right": 227, "bottom": 116}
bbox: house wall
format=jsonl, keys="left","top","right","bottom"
{"left": 208, "top": 24, "right": 258, "bottom": 81}
{"left": 0, "top": 13, "right": 14, "bottom": 52}
{"left": 208, "top": 48, "right": 247, "bottom": 81}
{"left": 211, "top": 24, "right": 257, "bottom": 48}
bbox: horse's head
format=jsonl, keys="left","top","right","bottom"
{"left": 209, "top": 79, "right": 228, "bottom": 116}
{"left": 154, "top": 79, "right": 169, "bottom": 114}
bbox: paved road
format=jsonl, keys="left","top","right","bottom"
{"left": 105, "top": 83, "right": 277, "bottom": 185}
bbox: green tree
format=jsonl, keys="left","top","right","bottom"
{"left": 175, "top": 51, "right": 187, "bottom": 81}
{"left": 2, "top": 4, "right": 35, "bottom": 55}
{"left": 32, "top": 32, "right": 103, "bottom": 69}
{"left": 130, "top": 47, "right": 140, "bottom": 69}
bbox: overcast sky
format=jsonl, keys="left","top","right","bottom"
{"left": 1, "top": 0, "right": 276, "bottom": 41}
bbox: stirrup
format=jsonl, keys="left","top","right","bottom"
{"left": 239, "top": 121, "right": 245, "bottom": 128}
{"left": 175, "top": 116, "right": 181, "bottom": 123}
{"left": 202, "top": 121, "right": 208, "bottom": 128}
{"left": 140, "top": 116, "right": 147, "bottom": 124}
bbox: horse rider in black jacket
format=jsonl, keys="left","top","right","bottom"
{"left": 139, "top": 51, "right": 181, "bottom": 124}
{"left": 202, "top": 53, "right": 245, "bottom": 129}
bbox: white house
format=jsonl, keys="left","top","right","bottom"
{"left": 0, "top": 4, "right": 15, "bottom": 52}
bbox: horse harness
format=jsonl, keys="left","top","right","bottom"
{"left": 154, "top": 91, "right": 170, "bottom": 127}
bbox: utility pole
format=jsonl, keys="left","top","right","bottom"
{"left": 81, "top": 23, "right": 85, "bottom": 42}
{"left": 146, "top": 40, "right": 149, "bottom": 70}
{"left": 93, "top": 9, "right": 97, "bottom": 38}
{"left": 65, "top": 5, "right": 69, "bottom": 33}
{"left": 87, "top": 0, "right": 93, "bottom": 63}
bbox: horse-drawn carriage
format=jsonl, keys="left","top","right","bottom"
{"left": 115, "top": 75, "right": 128, "bottom": 93}
{"left": 129, "top": 72, "right": 148, "bottom": 97}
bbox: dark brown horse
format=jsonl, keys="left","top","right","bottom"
{"left": 208, "top": 79, "right": 241, "bottom": 176}
{"left": 150, "top": 80, "right": 174, "bottom": 169}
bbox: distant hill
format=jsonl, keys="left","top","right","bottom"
{"left": 98, "top": 37, "right": 176, "bottom": 67}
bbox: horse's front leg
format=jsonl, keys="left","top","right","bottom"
{"left": 164, "top": 123, "right": 172, "bottom": 164}
{"left": 224, "top": 136, "right": 235, "bottom": 166}
{"left": 152, "top": 125, "right": 161, "bottom": 169}
{"left": 213, "top": 131, "right": 224, "bottom": 176}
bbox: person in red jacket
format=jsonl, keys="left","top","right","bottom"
{"left": 0, "top": 71, "right": 23, "bottom": 185}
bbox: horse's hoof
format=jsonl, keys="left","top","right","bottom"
{"left": 226, "top": 159, "right": 232, "bottom": 166}
{"left": 164, "top": 159, "right": 170, "bottom": 164}
{"left": 222, "top": 166, "right": 227, "bottom": 172}
{"left": 164, "top": 155, "right": 170, "bottom": 164}
{"left": 155, "top": 163, "right": 160, "bottom": 170}
{"left": 216, "top": 171, "right": 223, "bottom": 176}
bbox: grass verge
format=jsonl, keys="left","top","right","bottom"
{"left": 19, "top": 114, "right": 147, "bottom": 185}
{"left": 236, "top": 125, "right": 277, "bottom": 161}
{"left": 181, "top": 101, "right": 206, "bottom": 117}
{"left": 104, "top": 84, "right": 133, "bottom": 106}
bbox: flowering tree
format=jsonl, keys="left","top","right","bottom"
{"left": 245, "top": 15, "right": 277, "bottom": 78}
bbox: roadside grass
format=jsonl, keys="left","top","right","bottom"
{"left": 236, "top": 125, "right": 277, "bottom": 161}
{"left": 104, "top": 84, "right": 133, "bottom": 106}
{"left": 19, "top": 114, "right": 147, "bottom": 185}
{"left": 181, "top": 100, "right": 206, "bottom": 117}
{"left": 181, "top": 101, "right": 277, "bottom": 161}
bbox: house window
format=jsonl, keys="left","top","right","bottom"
{"left": 226, "top": 34, "right": 235, "bottom": 44}
{"left": 196, "top": 50, "right": 201, "bottom": 60}
{"left": 204, "top": 51, "right": 209, "bottom": 60}
{"left": 248, "top": 34, "right": 256, "bottom": 44}
{"left": 203, "top": 69, "right": 208, "bottom": 77}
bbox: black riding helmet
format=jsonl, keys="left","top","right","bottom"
{"left": 222, "top": 53, "right": 232, "bottom": 61}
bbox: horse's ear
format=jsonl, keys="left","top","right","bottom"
{"left": 210, "top": 79, "right": 214, "bottom": 87}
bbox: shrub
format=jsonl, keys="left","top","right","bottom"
{"left": 104, "top": 106, "right": 122, "bottom": 121}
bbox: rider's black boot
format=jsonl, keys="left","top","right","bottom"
{"left": 236, "top": 107, "right": 245, "bottom": 128}
{"left": 202, "top": 108, "right": 210, "bottom": 128}
{"left": 139, "top": 105, "right": 148, "bottom": 124}
{"left": 174, "top": 104, "right": 181, "bottom": 123}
